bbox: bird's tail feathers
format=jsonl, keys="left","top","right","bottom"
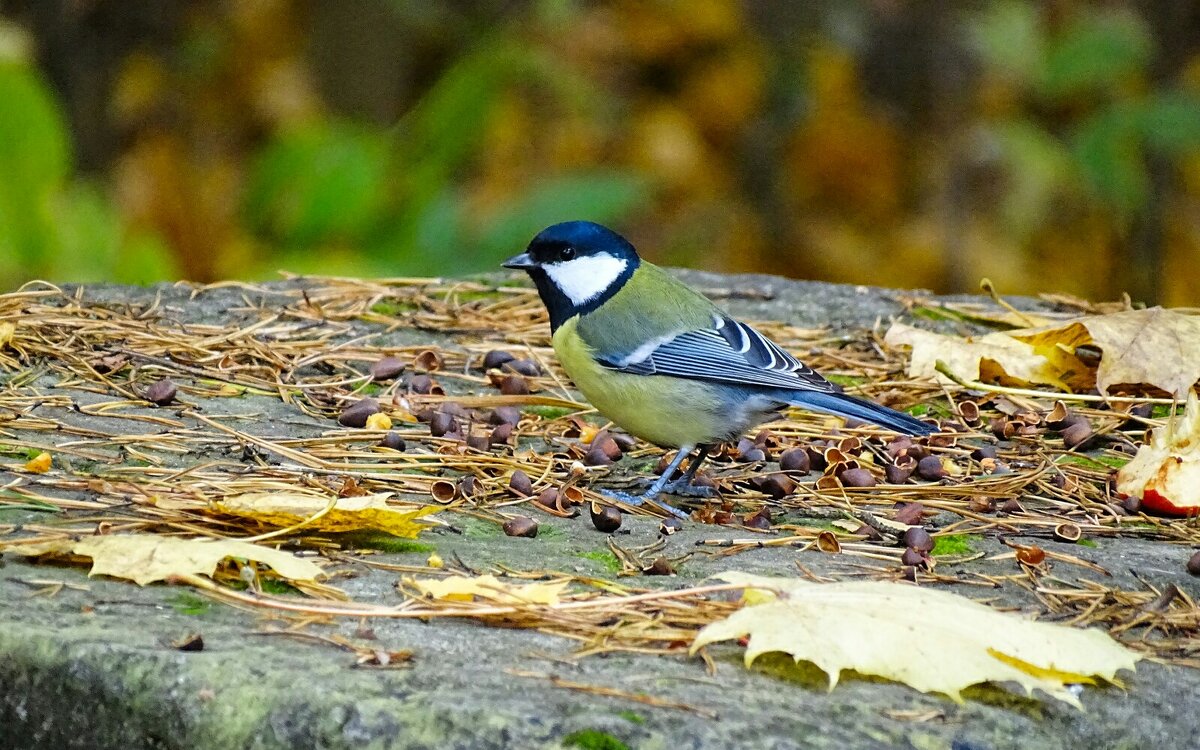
{"left": 785, "top": 391, "right": 934, "bottom": 435}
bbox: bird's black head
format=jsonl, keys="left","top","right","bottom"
{"left": 503, "top": 221, "right": 640, "bottom": 330}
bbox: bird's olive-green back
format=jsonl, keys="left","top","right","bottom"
{"left": 573, "top": 262, "right": 719, "bottom": 357}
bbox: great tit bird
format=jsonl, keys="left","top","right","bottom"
{"left": 504, "top": 221, "right": 934, "bottom": 518}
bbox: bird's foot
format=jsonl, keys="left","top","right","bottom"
{"left": 601, "top": 489, "right": 690, "bottom": 520}
{"left": 662, "top": 478, "right": 720, "bottom": 498}
{"left": 635, "top": 476, "right": 719, "bottom": 499}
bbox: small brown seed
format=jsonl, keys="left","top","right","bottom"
{"left": 902, "top": 565, "right": 918, "bottom": 582}
{"left": 885, "top": 436, "right": 913, "bottom": 458}
{"left": 560, "top": 486, "right": 583, "bottom": 505}
{"left": 743, "top": 512, "right": 771, "bottom": 530}
{"left": 916, "top": 455, "right": 947, "bottom": 480}
{"left": 172, "top": 632, "right": 205, "bottom": 652}
{"left": 779, "top": 447, "right": 811, "bottom": 473}
{"left": 429, "top": 412, "right": 458, "bottom": 437}
{"left": 755, "top": 474, "right": 796, "bottom": 499}
{"left": 370, "top": 356, "right": 405, "bottom": 382}
{"left": 1060, "top": 420, "right": 1093, "bottom": 449}
{"left": 92, "top": 353, "right": 129, "bottom": 374}
{"left": 490, "top": 406, "right": 522, "bottom": 426}
{"left": 1016, "top": 545, "right": 1045, "bottom": 565}
{"left": 971, "top": 445, "right": 997, "bottom": 460}
{"left": 503, "top": 359, "right": 541, "bottom": 377}
{"left": 660, "top": 517, "right": 684, "bottom": 535}
{"left": 1046, "top": 400, "right": 1070, "bottom": 426}
{"left": 740, "top": 448, "right": 766, "bottom": 463}
{"left": 408, "top": 374, "right": 435, "bottom": 394}
{"left": 536, "top": 487, "right": 559, "bottom": 509}
{"left": 338, "top": 398, "right": 380, "bottom": 427}
{"left": 590, "top": 503, "right": 622, "bottom": 533}
{"left": 904, "top": 445, "right": 930, "bottom": 462}
{"left": 1052, "top": 523, "right": 1082, "bottom": 543}
{"left": 591, "top": 432, "right": 623, "bottom": 461}
{"left": 442, "top": 402, "right": 472, "bottom": 419}
{"left": 430, "top": 480, "right": 456, "bottom": 502}
{"left": 1187, "top": 551, "right": 1200, "bottom": 577}
{"left": 736, "top": 438, "right": 757, "bottom": 457}
{"left": 957, "top": 401, "right": 981, "bottom": 424}
{"left": 805, "top": 446, "right": 828, "bottom": 471}
{"left": 968, "top": 496, "right": 994, "bottom": 513}
{"left": 900, "top": 547, "right": 926, "bottom": 567}
{"left": 903, "top": 526, "right": 934, "bottom": 552}
{"left": 816, "top": 530, "right": 841, "bottom": 553}
{"left": 379, "top": 432, "right": 406, "bottom": 451}
{"left": 412, "top": 350, "right": 443, "bottom": 372}
{"left": 466, "top": 435, "right": 490, "bottom": 451}
{"left": 893, "top": 502, "right": 925, "bottom": 526}
{"left": 884, "top": 463, "right": 913, "bottom": 484}
{"left": 508, "top": 470, "right": 532, "bottom": 496}
{"left": 489, "top": 423, "right": 513, "bottom": 446}
{"left": 584, "top": 446, "right": 613, "bottom": 466}
{"left": 145, "top": 379, "right": 177, "bottom": 406}
{"left": 611, "top": 433, "right": 637, "bottom": 452}
{"left": 499, "top": 374, "right": 529, "bottom": 395}
{"left": 642, "top": 557, "right": 674, "bottom": 576}
{"left": 840, "top": 468, "right": 877, "bottom": 488}
{"left": 502, "top": 516, "right": 538, "bottom": 538}
{"left": 456, "top": 476, "right": 478, "bottom": 499}
{"left": 854, "top": 523, "right": 883, "bottom": 541}
{"left": 999, "top": 498, "right": 1024, "bottom": 514}
{"left": 1126, "top": 403, "right": 1154, "bottom": 422}
{"left": 836, "top": 436, "right": 862, "bottom": 455}
{"left": 482, "top": 350, "right": 516, "bottom": 371}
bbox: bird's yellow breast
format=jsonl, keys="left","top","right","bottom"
{"left": 552, "top": 316, "right": 730, "bottom": 448}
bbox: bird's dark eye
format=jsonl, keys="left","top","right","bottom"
{"left": 558, "top": 246, "right": 576, "bottom": 262}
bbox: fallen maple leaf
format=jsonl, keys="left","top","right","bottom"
{"left": 23, "top": 451, "right": 52, "bottom": 473}
{"left": 215, "top": 491, "right": 437, "bottom": 538}
{"left": 692, "top": 573, "right": 1138, "bottom": 707}
{"left": 1115, "top": 390, "right": 1200, "bottom": 515}
{"left": 1009, "top": 307, "right": 1200, "bottom": 397}
{"left": 884, "top": 323, "right": 1085, "bottom": 390}
{"left": 408, "top": 574, "right": 569, "bottom": 605}
{"left": 3, "top": 535, "right": 324, "bottom": 585}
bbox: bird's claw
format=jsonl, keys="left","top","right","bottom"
{"left": 635, "top": 477, "right": 719, "bottom": 499}
{"left": 662, "top": 478, "right": 719, "bottom": 499}
{"left": 601, "top": 490, "right": 690, "bottom": 520}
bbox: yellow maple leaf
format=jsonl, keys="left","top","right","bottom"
{"left": 691, "top": 573, "right": 1138, "bottom": 707}
{"left": 23, "top": 451, "right": 52, "bottom": 473}
{"left": 408, "top": 574, "right": 569, "bottom": 605}
{"left": 3, "top": 535, "right": 324, "bottom": 586}
{"left": 1009, "top": 307, "right": 1200, "bottom": 397}
{"left": 884, "top": 323, "right": 1077, "bottom": 390}
{"left": 215, "top": 491, "right": 437, "bottom": 538}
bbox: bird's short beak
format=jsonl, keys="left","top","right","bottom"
{"left": 502, "top": 252, "right": 537, "bottom": 270}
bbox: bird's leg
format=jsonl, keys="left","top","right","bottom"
{"left": 660, "top": 445, "right": 716, "bottom": 497}
{"left": 603, "top": 445, "right": 694, "bottom": 520}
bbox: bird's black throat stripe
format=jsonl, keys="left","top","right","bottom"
{"left": 529, "top": 262, "right": 637, "bottom": 333}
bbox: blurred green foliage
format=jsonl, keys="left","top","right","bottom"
{"left": 0, "top": 57, "right": 175, "bottom": 284}
{"left": 0, "top": 1, "right": 1198, "bottom": 304}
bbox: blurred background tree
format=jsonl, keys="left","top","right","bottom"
{"left": 0, "top": 0, "right": 1197, "bottom": 304}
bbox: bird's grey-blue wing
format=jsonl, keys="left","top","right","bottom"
{"left": 597, "top": 315, "right": 837, "bottom": 393}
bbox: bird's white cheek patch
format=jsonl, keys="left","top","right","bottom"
{"left": 544, "top": 253, "right": 628, "bottom": 306}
